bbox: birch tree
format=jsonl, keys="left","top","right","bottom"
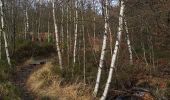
{"left": 37, "top": 3, "right": 41, "bottom": 41}
{"left": 109, "top": 26, "right": 113, "bottom": 55}
{"left": 73, "top": 0, "right": 78, "bottom": 69}
{"left": 66, "top": 3, "right": 70, "bottom": 67}
{"left": 61, "top": 6, "right": 64, "bottom": 53}
{"left": 47, "top": 11, "right": 50, "bottom": 43}
{"left": 108, "top": 1, "right": 113, "bottom": 55}
{"left": 24, "top": 4, "right": 29, "bottom": 39}
{"left": 124, "top": 19, "right": 133, "bottom": 64}
{"left": 0, "top": 0, "right": 12, "bottom": 67}
{"left": 81, "top": 0, "right": 86, "bottom": 84}
{"left": 93, "top": 0, "right": 96, "bottom": 51}
{"left": 93, "top": 0, "right": 109, "bottom": 96}
{"left": 0, "top": 22, "right": 1, "bottom": 59}
{"left": 52, "top": 0, "right": 63, "bottom": 71}
{"left": 100, "top": 0, "right": 125, "bottom": 100}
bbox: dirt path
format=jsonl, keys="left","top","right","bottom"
{"left": 12, "top": 59, "right": 47, "bottom": 100}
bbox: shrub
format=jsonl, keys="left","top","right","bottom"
{"left": 0, "top": 60, "right": 10, "bottom": 81}
{"left": 0, "top": 81, "right": 21, "bottom": 100}
{"left": 12, "top": 40, "right": 56, "bottom": 64}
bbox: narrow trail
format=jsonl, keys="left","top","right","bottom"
{"left": 12, "top": 59, "right": 47, "bottom": 100}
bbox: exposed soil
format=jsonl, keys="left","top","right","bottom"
{"left": 11, "top": 59, "right": 46, "bottom": 100}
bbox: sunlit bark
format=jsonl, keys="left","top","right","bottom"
{"left": 0, "top": 0, "right": 11, "bottom": 67}
{"left": 24, "top": 6, "right": 29, "bottom": 39}
{"left": 93, "top": 0, "right": 109, "bottom": 96}
{"left": 52, "top": 0, "right": 63, "bottom": 71}
{"left": 101, "top": 0, "right": 125, "bottom": 99}
{"left": 73, "top": 0, "right": 78, "bottom": 69}
{"left": 124, "top": 19, "right": 133, "bottom": 64}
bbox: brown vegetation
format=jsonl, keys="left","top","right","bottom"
{"left": 26, "top": 61, "right": 95, "bottom": 100}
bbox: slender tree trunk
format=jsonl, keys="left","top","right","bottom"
{"left": 69, "top": 2, "right": 72, "bottom": 54}
{"left": 93, "top": 0, "right": 96, "bottom": 52}
{"left": 0, "top": 0, "right": 11, "bottom": 67}
{"left": 47, "top": 12, "right": 50, "bottom": 43}
{"left": 109, "top": 25, "right": 113, "bottom": 55}
{"left": 107, "top": 5, "right": 113, "bottom": 55}
{"left": 142, "top": 42, "right": 148, "bottom": 66}
{"left": 73, "top": 0, "right": 78, "bottom": 69}
{"left": 66, "top": 4, "right": 70, "bottom": 68}
{"left": 38, "top": 13, "right": 40, "bottom": 41}
{"left": 0, "top": 25, "right": 1, "bottom": 59}
{"left": 24, "top": 7, "right": 29, "bottom": 39}
{"left": 81, "top": 0, "right": 86, "bottom": 84}
{"left": 101, "top": 0, "right": 125, "bottom": 100}
{"left": 13, "top": 0, "right": 17, "bottom": 54}
{"left": 93, "top": 0, "right": 109, "bottom": 96}
{"left": 124, "top": 19, "right": 133, "bottom": 64}
{"left": 37, "top": 3, "right": 41, "bottom": 41}
{"left": 61, "top": 6, "right": 64, "bottom": 53}
{"left": 52, "top": 0, "right": 63, "bottom": 71}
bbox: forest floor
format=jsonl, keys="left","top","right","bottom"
{"left": 11, "top": 58, "right": 170, "bottom": 100}
{"left": 11, "top": 57, "right": 94, "bottom": 100}
{"left": 11, "top": 58, "right": 48, "bottom": 100}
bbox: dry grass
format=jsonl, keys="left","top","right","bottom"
{"left": 136, "top": 74, "right": 169, "bottom": 88}
{"left": 26, "top": 61, "right": 95, "bottom": 100}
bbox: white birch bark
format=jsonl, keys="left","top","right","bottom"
{"left": 24, "top": 7, "right": 29, "bottom": 39}
{"left": 124, "top": 19, "right": 133, "bottom": 64}
{"left": 73, "top": 0, "right": 78, "bottom": 67}
{"left": 52, "top": 0, "right": 63, "bottom": 70}
{"left": 100, "top": 0, "right": 125, "bottom": 100}
{"left": 0, "top": 0, "right": 11, "bottom": 67}
{"left": 93, "top": 0, "right": 109, "bottom": 96}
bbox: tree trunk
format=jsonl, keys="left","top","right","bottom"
{"left": 47, "top": 12, "right": 50, "bottom": 43}
{"left": 38, "top": 13, "right": 40, "bottom": 41}
{"left": 61, "top": 6, "right": 64, "bottom": 53}
{"left": 81, "top": 0, "right": 86, "bottom": 84}
{"left": 37, "top": 3, "right": 41, "bottom": 41}
{"left": 0, "top": 0, "right": 12, "bottom": 67}
{"left": 24, "top": 7, "right": 29, "bottom": 39}
{"left": 93, "top": 0, "right": 96, "bottom": 52}
{"left": 93, "top": 0, "right": 109, "bottom": 96}
{"left": 66, "top": 3, "right": 70, "bottom": 68}
{"left": 109, "top": 25, "right": 113, "bottom": 55}
{"left": 0, "top": 29, "right": 1, "bottom": 59}
{"left": 73, "top": 0, "right": 78, "bottom": 70}
{"left": 124, "top": 19, "right": 133, "bottom": 64}
{"left": 52, "top": 0, "right": 63, "bottom": 71}
{"left": 101, "top": 0, "right": 125, "bottom": 100}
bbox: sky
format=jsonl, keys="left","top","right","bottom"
{"left": 36, "top": 0, "right": 119, "bottom": 6}
{"left": 33, "top": 0, "right": 119, "bottom": 12}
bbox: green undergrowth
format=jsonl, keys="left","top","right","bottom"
{"left": 12, "top": 40, "right": 56, "bottom": 65}
{"left": 0, "top": 60, "right": 21, "bottom": 100}
{"left": 0, "top": 81, "right": 21, "bottom": 100}
{"left": 0, "top": 39, "right": 57, "bottom": 99}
